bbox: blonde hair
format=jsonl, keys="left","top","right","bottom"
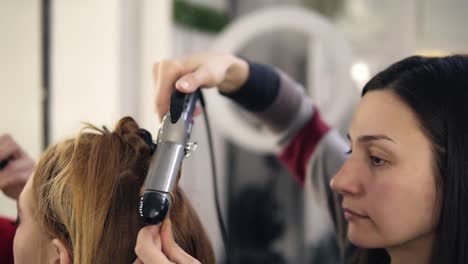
{"left": 32, "top": 117, "right": 215, "bottom": 264}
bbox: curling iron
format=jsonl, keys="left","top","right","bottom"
{"left": 139, "top": 89, "right": 199, "bottom": 225}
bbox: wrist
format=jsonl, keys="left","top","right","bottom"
{"left": 218, "top": 56, "right": 249, "bottom": 94}
{"left": 219, "top": 61, "right": 280, "bottom": 112}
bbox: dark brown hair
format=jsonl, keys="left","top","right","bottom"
{"left": 355, "top": 55, "right": 468, "bottom": 264}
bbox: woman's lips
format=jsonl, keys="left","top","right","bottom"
{"left": 343, "top": 208, "right": 369, "bottom": 221}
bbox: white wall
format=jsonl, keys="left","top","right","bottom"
{"left": 52, "top": 0, "right": 130, "bottom": 141}
{"left": 0, "top": 0, "right": 42, "bottom": 218}
{"left": 139, "top": 0, "right": 173, "bottom": 131}
{"left": 51, "top": 0, "right": 173, "bottom": 137}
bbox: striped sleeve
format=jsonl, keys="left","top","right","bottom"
{"left": 221, "top": 61, "right": 314, "bottom": 136}
{"left": 222, "top": 61, "right": 354, "bottom": 259}
{"left": 271, "top": 74, "right": 356, "bottom": 260}
{"left": 280, "top": 114, "right": 354, "bottom": 259}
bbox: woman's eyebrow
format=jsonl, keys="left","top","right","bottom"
{"left": 347, "top": 133, "right": 397, "bottom": 144}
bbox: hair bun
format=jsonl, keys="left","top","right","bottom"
{"left": 112, "top": 117, "right": 152, "bottom": 158}
{"left": 114, "top": 117, "right": 140, "bottom": 136}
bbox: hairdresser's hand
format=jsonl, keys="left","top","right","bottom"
{"left": 134, "top": 219, "right": 201, "bottom": 264}
{"left": 0, "top": 134, "right": 35, "bottom": 200}
{"left": 153, "top": 52, "right": 249, "bottom": 119}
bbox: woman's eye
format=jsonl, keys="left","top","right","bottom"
{"left": 345, "top": 149, "right": 352, "bottom": 155}
{"left": 370, "top": 156, "right": 386, "bottom": 166}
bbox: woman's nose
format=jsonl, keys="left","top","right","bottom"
{"left": 330, "top": 159, "right": 364, "bottom": 196}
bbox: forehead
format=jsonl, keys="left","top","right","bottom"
{"left": 350, "top": 90, "right": 424, "bottom": 142}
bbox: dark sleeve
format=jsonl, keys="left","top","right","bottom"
{"left": 0, "top": 217, "right": 16, "bottom": 264}
{"left": 220, "top": 61, "right": 315, "bottom": 137}
{"left": 220, "top": 61, "right": 280, "bottom": 112}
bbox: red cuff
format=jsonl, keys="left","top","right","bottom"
{"left": 0, "top": 217, "right": 16, "bottom": 264}
{"left": 279, "top": 107, "right": 330, "bottom": 186}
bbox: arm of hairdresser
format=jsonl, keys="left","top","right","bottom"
{"left": 152, "top": 53, "right": 354, "bottom": 261}
{"left": 0, "top": 134, "right": 35, "bottom": 264}
{"left": 222, "top": 61, "right": 355, "bottom": 259}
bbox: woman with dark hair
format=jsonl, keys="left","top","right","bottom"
{"left": 145, "top": 54, "right": 468, "bottom": 264}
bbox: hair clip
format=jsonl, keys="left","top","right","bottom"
{"left": 138, "top": 128, "right": 157, "bottom": 155}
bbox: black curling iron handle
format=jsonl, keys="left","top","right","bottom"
{"left": 170, "top": 90, "right": 199, "bottom": 124}
{"left": 139, "top": 191, "right": 171, "bottom": 225}
{"left": 139, "top": 90, "right": 199, "bottom": 225}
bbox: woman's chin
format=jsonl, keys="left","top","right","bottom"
{"left": 347, "top": 229, "right": 387, "bottom": 249}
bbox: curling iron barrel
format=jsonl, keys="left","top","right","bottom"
{"left": 139, "top": 90, "right": 199, "bottom": 225}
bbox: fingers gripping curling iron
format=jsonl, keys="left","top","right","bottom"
{"left": 139, "top": 90, "right": 198, "bottom": 225}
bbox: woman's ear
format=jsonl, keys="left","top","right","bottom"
{"left": 49, "top": 238, "right": 71, "bottom": 264}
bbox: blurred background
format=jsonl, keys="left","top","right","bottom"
{"left": 1, "top": 0, "right": 468, "bottom": 263}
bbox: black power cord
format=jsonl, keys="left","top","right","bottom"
{"left": 198, "top": 91, "right": 230, "bottom": 260}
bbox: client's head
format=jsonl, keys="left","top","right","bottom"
{"left": 13, "top": 117, "right": 215, "bottom": 264}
